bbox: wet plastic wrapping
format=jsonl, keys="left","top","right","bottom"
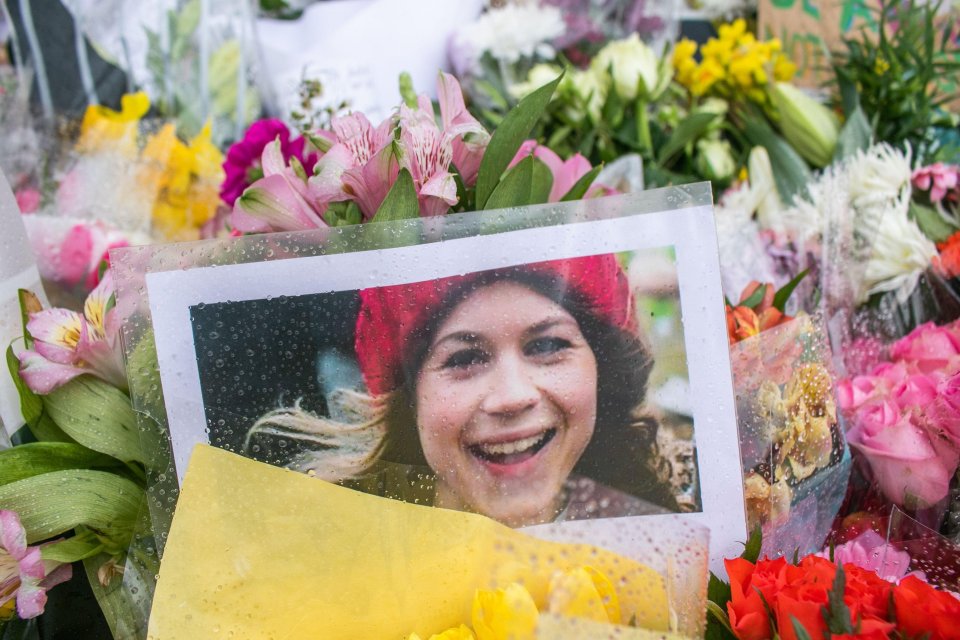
{"left": 110, "top": 185, "right": 743, "bottom": 635}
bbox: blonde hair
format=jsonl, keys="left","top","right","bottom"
{"left": 244, "top": 388, "right": 391, "bottom": 481}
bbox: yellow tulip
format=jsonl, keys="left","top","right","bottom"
{"left": 472, "top": 583, "right": 539, "bottom": 640}
{"left": 78, "top": 91, "right": 150, "bottom": 155}
{"left": 547, "top": 566, "right": 621, "bottom": 624}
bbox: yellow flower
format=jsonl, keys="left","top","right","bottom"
{"left": 140, "top": 122, "right": 224, "bottom": 240}
{"left": 547, "top": 566, "right": 620, "bottom": 624}
{"left": 773, "top": 55, "right": 797, "bottom": 82}
{"left": 77, "top": 91, "right": 150, "bottom": 155}
{"left": 672, "top": 39, "right": 699, "bottom": 88}
{"left": 776, "top": 363, "right": 837, "bottom": 480}
{"left": 430, "top": 625, "right": 477, "bottom": 640}
{"left": 472, "top": 583, "right": 539, "bottom": 640}
{"left": 691, "top": 58, "right": 725, "bottom": 96}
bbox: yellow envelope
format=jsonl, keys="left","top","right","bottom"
{"left": 148, "top": 446, "right": 673, "bottom": 639}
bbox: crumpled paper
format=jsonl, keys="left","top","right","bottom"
{"left": 148, "top": 446, "right": 680, "bottom": 639}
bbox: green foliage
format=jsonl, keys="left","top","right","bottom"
{"left": 475, "top": 73, "right": 563, "bottom": 209}
{"left": 832, "top": 0, "right": 960, "bottom": 163}
{"left": 484, "top": 156, "right": 553, "bottom": 209}
{"left": 373, "top": 169, "right": 420, "bottom": 222}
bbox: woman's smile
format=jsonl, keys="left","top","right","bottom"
{"left": 415, "top": 280, "right": 598, "bottom": 527}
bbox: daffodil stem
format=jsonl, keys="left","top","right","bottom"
{"left": 636, "top": 101, "right": 652, "bottom": 154}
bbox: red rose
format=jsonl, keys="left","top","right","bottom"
{"left": 894, "top": 575, "right": 960, "bottom": 640}
{"left": 726, "top": 557, "right": 788, "bottom": 640}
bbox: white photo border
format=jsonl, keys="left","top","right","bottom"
{"left": 142, "top": 202, "right": 745, "bottom": 571}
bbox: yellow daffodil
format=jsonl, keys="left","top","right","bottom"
{"left": 77, "top": 92, "right": 150, "bottom": 155}
{"left": 472, "top": 583, "right": 539, "bottom": 640}
{"left": 547, "top": 566, "right": 620, "bottom": 624}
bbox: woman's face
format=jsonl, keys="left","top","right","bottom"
{"left": 415, "top": 280, "right": 598, "bottom": 527}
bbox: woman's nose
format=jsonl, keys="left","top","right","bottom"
{"left": 479, "top": 355, "right": 540, "bottom": 415}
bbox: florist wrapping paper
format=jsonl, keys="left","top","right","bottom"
{"left": 149, "top": 445, "right": 703, "bottom": 639}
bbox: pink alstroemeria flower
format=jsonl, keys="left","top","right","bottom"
{"left": 508, "top": 140, "right": 597, "bottom": 202}
{"left": 308, "top": 112, "right": 399, "bottom": 220}
{"left": 396, "top": 99, "right": 464, "bottom": 217}
{"left": 0, "top": 510, "right": 72, "bottom": 619}
{"left": 913, "top": 163, "right": 959, "bottom": 203}
{"left": 436, "top": 71, "right": 490, "bottom": 187}
{"left": 18, "top": 271, "right": 126, "bottom": 394}
{"left": 232, "top": 138, "right": 328, "bottom": 233}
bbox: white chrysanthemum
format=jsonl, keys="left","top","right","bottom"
{"left": 846, "top": 143, "right": 912, "bottom": 214}
{"left": 861, "top": 200, "right": 937, "bottom": 303}
{"left": 453, "top": 4, "right": 566, "bottom": 67}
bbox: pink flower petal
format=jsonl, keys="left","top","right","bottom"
{"left": 0, "top": 511, "right": 27, "bottom": 560}
{"left": 17, "top": 350, "right": 86, "bottom": 394}
{"left": 26, "top": 309, "right": 84, "bottom": 364}
{"left": 58, "top": 225, "right": 95, "bottom": 286}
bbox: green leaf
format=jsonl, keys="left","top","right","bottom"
{"left": 475, "top": 73, "right": 562, "bottom": 209}
{"left": 911, "top": 201, "right": 957, "bottom": 243}
{"left": 398, "top": 72, "right": 418, "bottom": 109}
{"left": 0, "top": 470, "right": 142, "bottom": 544}
{"left": 372, "top": 168, "right": 420, "bottom": 222}
{"left": 5, "top": 346, "right": 74, "bottom": 444}
{"left": 657, "top": 112, "right": 717, "bottom": 164}
{"left": 739, "top": 285, "right": 767, "bottom": 310}
{"left": 483, "top": 156, "right": 553, "bottom": 210}
{"left": 560, "top": 165, "right": 602, "bottom": 201}
{"left": 707, "top": 572, "right": 732, "bottom": 609}
{"left": 823, "top": 564, "right": 854, "bottom": 634}
{"left": 743, "top": 525, "right": 763, "bottom": 563}
{"left": 44, "top": 377, "right": 144, "bottom": 464}
{"left": 834, "top": 106, "right": 873, "bottom": 161}
{"left": 773, "top": 269, "right": 809, "bottom": 312}
{"left": 41, "top": 531, "right": 104, "bottom": 563}
{"left": 706, "top": 601, "right": 737, "bottom": 640}
{"left": 791, "top": 616, "right": 815, "bottom": 640}
{"left": 742, "top": 118, "right": 812, "bottom": 205}
{"left": 0, "top": 442, "right": 119, "bottom": 486}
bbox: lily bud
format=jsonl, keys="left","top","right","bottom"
{"left": 695, "top": 138, "right": 737, "bottom": 184}
{"left": 771, "top": 82, "right": 839, "bottom": 168}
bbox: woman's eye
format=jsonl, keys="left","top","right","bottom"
{"left": 441, "top": 348, "right": 489, "bottom": 370}
{"left": 525, "top": 337, "right": 572, "bottom": 357}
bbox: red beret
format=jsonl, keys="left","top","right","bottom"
{"left": 354, "top": 254, "right": 635, "bottom": 396}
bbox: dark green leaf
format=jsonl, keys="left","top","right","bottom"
{"left": 475, "top": 73, "right": 562, "bottom": 209}
{"left": 708, "top": 572, "right": 732, "bottom": 608}
{"left": 372, "top": 169, "right": 420, "bottom": 222}
{"left": 739, "top": 285, "right": 766, "bottom": 310}
{"left": 834, "top": 106, "right": 873, "bottom": 160}
{"left": 791, "top": 616, "right": 815, "bottom": 640}
{"left": 657, "top": 112, "right": 717, "bottom": 164}
{"left": 706, "top": 601, "right": 737, "bottom": 640}
{"left": 773, "top": 269, "right": 809, "bottom": 312}
{"left": 0, "top": 442, "right": 119, "bottom": 486}
{"left": 743, "top": 525, "right": 763, "bottom": 563}
{"left": 483, "top": 156, "right": 553, "bottom": 210}
{"left": 910, "top": 201, "right": 957, "bottom": 243}
{"left": 823, "top": 563, "right": 854, "bottom": 634}
{"left": 742, "top": 118, "right": 812, "bottom": 204}
{"left": 560, "top": 165, "right": 602, "bottom": 201}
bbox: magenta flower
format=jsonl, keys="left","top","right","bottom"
{"left": 0, "top": 510, "right": 72, "bottom": 619}
{"left": 220, "top": 119, "right": 318, "bottom": 207}
{"left": 232, "top": 139, "right": 329, "bottom": 233}
{"left": 18, "top": 270, "right": 126, "bottom": 394}
{"left": 912, "top": 163, "right": 960, "bottom": 204}
{"left": 308, "top": 112, "right": 399, "bottom": 220}
{"left": 508, "top": 140, "right": 597, "bottom": 202}
{"left": 437, "top": 71, "right": 490, "bottom": 187}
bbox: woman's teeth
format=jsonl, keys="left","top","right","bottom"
{"left": 471, "top": 429, "right": 557, "bottom": 463}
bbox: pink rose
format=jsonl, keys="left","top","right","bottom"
{"left": 837, "top": 375, "right": 881, "bottom": 411}
{"left": 889, "top": 323, "right": 960, "bottom": 375}
{"left": 930, "top": 371, "right": 960, "bottom": 446}
{"left": 891, "top": 373, "right": 939, "bottom": 408}
{"left": 847, "top": 400, "right": 960, "bottom": 507}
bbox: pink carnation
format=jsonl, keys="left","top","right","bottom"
{"left": 913, "top": 163, "right": 960, "bottom": 204}
{"left": 220, "top": 119, "right": 318, "bottom": 207}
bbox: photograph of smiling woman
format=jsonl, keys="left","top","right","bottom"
{"left": 244, "top": 254, "right": 680, "bottom": 526}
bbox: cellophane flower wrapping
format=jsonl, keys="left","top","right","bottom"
{"left": 730, "top": 314, "right": 851, "bottom": 558}
{"left": 147, "top": 445, "right": 709, "bottom": 639}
